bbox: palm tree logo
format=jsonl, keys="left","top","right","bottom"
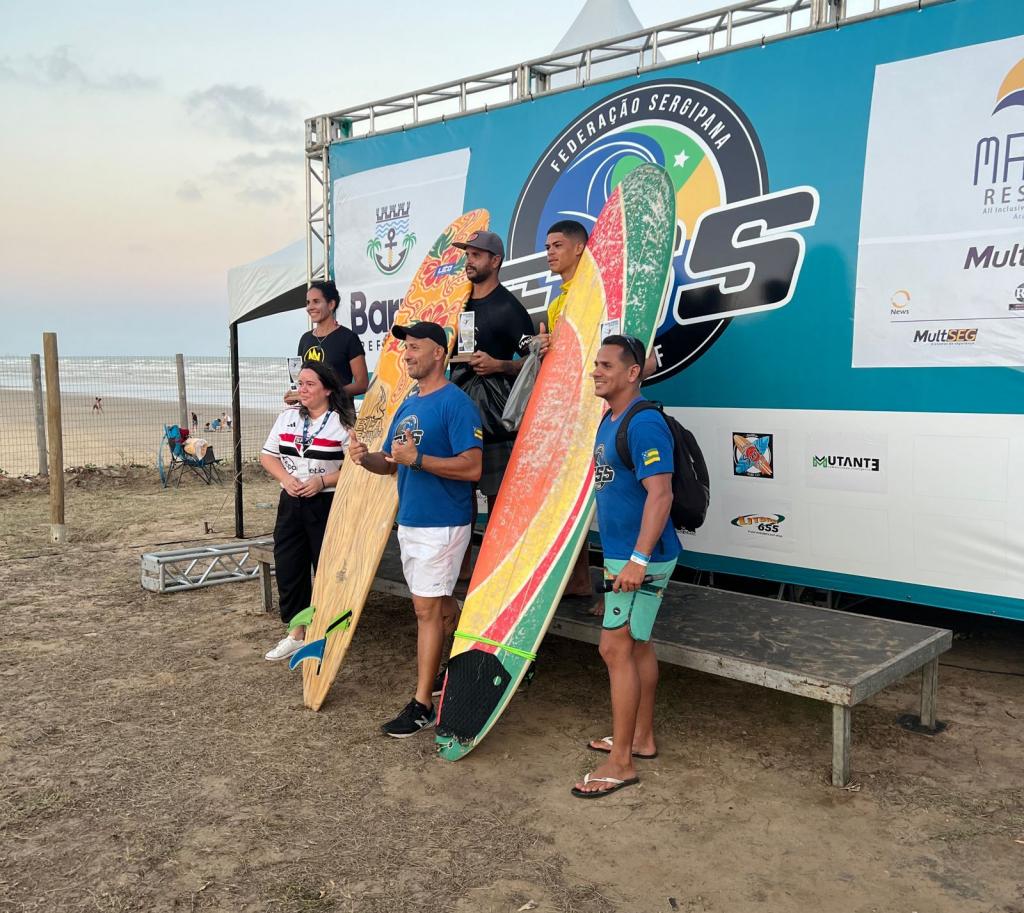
{"left": 368, "top": 202, "right": 416, "bottom": 275}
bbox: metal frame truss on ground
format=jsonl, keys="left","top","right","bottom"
{"left": 302, "top": 0, "right": 950, "bottom": 282}
{"left": 140, "top": 538, "right": 273, "bottom": 594}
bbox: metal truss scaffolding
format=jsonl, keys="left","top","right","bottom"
{"left": 303, "top": 0, "right": 950, "bottom": 282}
{"left": 140, "top": 538, "right": 273, "bottom": 594}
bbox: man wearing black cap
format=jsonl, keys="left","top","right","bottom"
{"left": 450, "top": 230, "right": 536, "bottom": 512}
{"left": 349, "top": 321, "right": 483, "bottom": 738}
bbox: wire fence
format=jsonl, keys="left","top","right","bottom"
{"left": 0, "top": 355, "right": 292, "bottom": 477}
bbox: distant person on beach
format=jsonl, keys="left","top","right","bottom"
{"left": 211, "top": 418, "right": 221, "bottom": 431}
{"left": 348, "top": 321, "right": 482, "bottom": 738}
{"left": 261, "top": 360, "right": 355, "bottom": 663}
{"left": 571, "top": 335, "right": 679, "bottom": 799}
{"left": 191, "top": 412, "right": 198, "bottom": 430}
{"left": 204, "top": 422, "right": 211, "bottom": 432}
{"left": 92, "top": 397, "right": 103, "bottom": 414}
{"left": 285, "top": 281, "right": 368, "bottom": 405}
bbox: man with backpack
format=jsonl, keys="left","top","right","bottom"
{"left": 572, "top": 334, "right": 681, "bottom": 799}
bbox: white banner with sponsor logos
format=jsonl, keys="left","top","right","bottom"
{"left": 852, "top": 36, "right": 1024, "bottom": 368}
{"left": 331, "top": 149, "right": 471, "bottom": 373}
{"left": 674, "top": 406, "right": 1024, "bottom": 601}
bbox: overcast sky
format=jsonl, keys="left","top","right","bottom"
{"left": 0, "top": 0, "right": 725, "bottom": 357}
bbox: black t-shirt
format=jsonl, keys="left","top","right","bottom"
{"left": 450, "top": 284, "right": 535, "bottom": 443}
{"left": 297, "top": 327, "right": 365, "bottom": 386}
{"left": 461, "top": 284, "right": 534, "bottom": 361}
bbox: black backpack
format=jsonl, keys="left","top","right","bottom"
{"left": 604, "top": 400, "right": 710, "bottom": 532}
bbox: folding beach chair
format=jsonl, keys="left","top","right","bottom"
{"left": 162, "top": 425, "right": 223, "bottom": 487}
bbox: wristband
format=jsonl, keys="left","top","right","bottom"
{"left": 411, "top": 450, "right": 424, "bottom": 471}
{"left": 630, "top": 550, "right": 650, "bottom": 567}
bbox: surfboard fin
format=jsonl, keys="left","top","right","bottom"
{"left": 288, "top": 606, "right": 316, "bottom": 630}
{"left": 289, "top": 638, "right": 326, "bottom": 671}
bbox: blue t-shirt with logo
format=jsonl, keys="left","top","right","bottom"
{"left": 593, "top": 397, "right": 682, "bottom": 562}
{"left": 383, "top": 382, "right": 483, "bottom": 528}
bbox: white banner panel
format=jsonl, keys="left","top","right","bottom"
{"left": 853, "top": 36, "right": 1024, "bottom": 368}
{"left": 331, "top": 149, "right": 471, "bottom": 373}
{"left": 673, "top": 406, "right": 1024, "bottom": 601}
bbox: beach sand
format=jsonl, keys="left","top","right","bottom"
{"left": 1, "top": 470, "right": 1021, "bottom": 912}
{"left": 0, "top": 388, "right": 287, "bottom": 476}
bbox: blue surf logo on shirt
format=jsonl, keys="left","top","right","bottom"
{"left": 393, "top": 415, "right": 424, "bottom": 446}
{"left": 594, "top": 444, "right": 615, "bottom": 490}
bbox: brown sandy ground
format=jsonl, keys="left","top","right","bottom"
{"left": 0, "top": 470, "right": 1022, "bottom": 913}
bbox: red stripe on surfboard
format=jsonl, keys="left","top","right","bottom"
{"left": 591, "top": 187, "right": 625, "bottom": 322}
{"left": 469, "top": 301, "right": 589, "bottom": 581}
{"left": 469, "top": 188, "right": 625, "bottom": 584}
{"left": 476, "top": 466, "right": 594, "bottom": 649}
{"left": 469, "top": 188, "right": 629, "bottom": 650}
{"left": 468, "top": 185, "right": 626, "bottom": 650}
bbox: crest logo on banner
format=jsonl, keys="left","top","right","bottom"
{"left": 367, "top": 202, "right": 416, "bottom": 275}
{"left": 504, "top": 79, "right": 819, "bottom": 382}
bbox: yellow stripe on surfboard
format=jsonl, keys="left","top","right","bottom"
{"left": 451, "top": 248, "right": 610, "bottom": 652}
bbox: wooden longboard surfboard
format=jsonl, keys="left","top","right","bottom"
{"left": 435, "top": 165, "right": 676, "bottom": 760}
{"left": 291, "top": 209, "right": 489, "bottom": 711}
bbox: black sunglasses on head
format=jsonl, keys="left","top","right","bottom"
{"left": 601, "top": 333, "right": 646, "bottom": 367}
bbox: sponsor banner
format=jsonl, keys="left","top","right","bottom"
{"left": 331, "top": 149, "right": 470, "bottom": 372}
{"left": 805, "top": 433, "right": 888, "bottom": 493}
{"left": 722, "top": 497, "right": 795, "bottom": 553}
{"left": 672, "top": 406, "right": 1024, "bottom": 604}
{"left": 732, "top": 432, "right": 774, "bottom": 479}
{"left": 853, "top": 36, "right": 1024, "bottom": 367}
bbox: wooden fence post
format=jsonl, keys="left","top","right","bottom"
{"left": 176, "top": 354, "right": 189, "bottom": 431}
{"left": 31, "top": 353, "right": 47, "bottom": 477}
{"left": 42, "top": 333, "right": 65, "bottom": 543}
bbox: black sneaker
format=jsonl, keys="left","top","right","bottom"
{"left": 381, "top": 699, "right": 436, "bottom": 738}
{"left": 431, "top": 663, "right": 448, "bottom": 697}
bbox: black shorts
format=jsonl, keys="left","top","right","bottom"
{"left": 479, "top": 440, "right": 515, "bottom": 498}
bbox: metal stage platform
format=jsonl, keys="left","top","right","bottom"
{"left": 371, "top": 537, "right": 951, "bottom": 787}
{"left": 244, "top": 533, "right": 951, "bottom": 786}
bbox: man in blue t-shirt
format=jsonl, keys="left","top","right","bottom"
{"left": 349, "top": 321, "right": 483, "bottom": 738}
{"left": 572, "top": 334, "right": 681, "bottom": 799}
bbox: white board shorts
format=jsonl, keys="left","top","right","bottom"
{"left": 397, "top": 524, "right": 472, "bottom": 598}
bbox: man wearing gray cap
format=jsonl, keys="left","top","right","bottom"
{"left": 450, "top": 230, "right": 536, "bottom": 563}
{"left": 349, "top": 321, "right": 483, "bottom": 738}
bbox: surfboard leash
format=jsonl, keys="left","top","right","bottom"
{"left": 452, "top": 631, "right": 536, "bottom": 663}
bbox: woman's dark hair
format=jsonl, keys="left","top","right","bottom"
{"left": 308, "top": 280, "right": 340, "bottom": 313}
{"left": 298, "top": 360, "right": 356, "bottom": 428}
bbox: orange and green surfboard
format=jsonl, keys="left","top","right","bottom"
{"left": 290, "top": 209, "right": 489, "bottom": 711}
{"left": 435, "top": 165, "right": 676, "bottom": 759}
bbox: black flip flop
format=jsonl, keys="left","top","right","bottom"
{"left": 571, "top": 773, "right": 640, "bottom": 799}
{"left": 586, "top": 736, "right": 658, "bottom": 760}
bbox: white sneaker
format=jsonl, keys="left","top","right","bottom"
{"left": 265, "top": 635, "right": 304, "bottom": 662}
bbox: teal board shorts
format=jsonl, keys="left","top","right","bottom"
{"left": 602, "top": 558, "right": 677, "bottom": 642}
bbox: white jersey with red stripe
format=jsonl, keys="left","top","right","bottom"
{"left": 262, "top": 408, "right": 349, "bottom": 493}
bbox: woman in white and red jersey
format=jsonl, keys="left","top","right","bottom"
{"left": 260, "top": 361, "right": 355, "bottom": 662}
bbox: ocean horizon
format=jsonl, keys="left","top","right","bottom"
{"left": 0, "top": 355, "right": 292, "bottom": 411}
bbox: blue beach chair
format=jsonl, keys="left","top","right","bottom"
{"left": 162, "top": 424, "right": 223, "bottom": 488}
